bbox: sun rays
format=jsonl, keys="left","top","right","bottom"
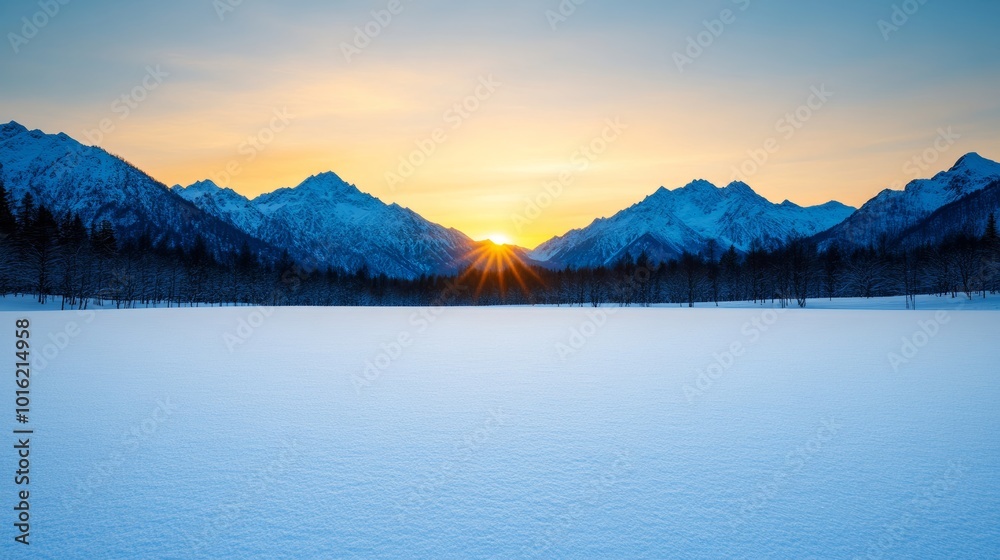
{"left": 457, "top": 240, "right": 542, "bottom": 302}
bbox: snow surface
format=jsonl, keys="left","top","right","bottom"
{"left": 3, "top": 304, "right": 998, "bottom": 558}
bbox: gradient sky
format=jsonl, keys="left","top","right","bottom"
{"left": 2, "top": 0, "right": 1000, "bottom": 248}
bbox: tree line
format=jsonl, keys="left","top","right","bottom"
{"left": 1, "top": 177, "right": 998, "bottom": 309}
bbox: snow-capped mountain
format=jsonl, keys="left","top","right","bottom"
{"left": 814, "top": 153, "right": 1000, "bottom": 249}
{"left": 8, "top": 119, "right": 998, "bottom": 279}
{"left": 894, "top": 178, "right": 1000, "bottom": 248}
{"left": 174, "top": 173, "right": 478, "bottom": 279}
{"left": 0, "top": 121, "right": 272, "bottom": 257}
{"left": 172, "top": 180, "right": 270, "bottom": 234}
{"left": 530, "top": 180, "right": 855, "bottom": 268}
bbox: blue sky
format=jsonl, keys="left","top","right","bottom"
{"left": 2, "top": 0, "right": 999, "bottom": 246}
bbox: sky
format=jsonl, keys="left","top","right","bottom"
{"left": 2, "top": 0, "right": 1000, "bottom": 248}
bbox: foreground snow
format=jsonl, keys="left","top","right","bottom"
{"left": 4, "top": 305, "right": 998, "bottom": 558}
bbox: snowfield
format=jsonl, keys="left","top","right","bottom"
{"left": 4, "top": 303, "right": 999, "bottom": 559}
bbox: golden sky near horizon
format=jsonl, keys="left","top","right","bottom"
{"left": 2, "top": 1, "right": 1000, "bottom": 248}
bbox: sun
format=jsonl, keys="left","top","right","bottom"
{"left": 458, "top": 233, "right": 542, "bottom": 302}
{"left": 482, "top": 233, "right": 513, "bottom": 246}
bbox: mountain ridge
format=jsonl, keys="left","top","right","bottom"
{"left": 528, "top": 178, "right": 856, "bottom": 268}
{"left": 173, "top": 173, "right": 479, "bottom": 279}
{"left": 0, "top": 120, "right": 278, "bottom": 259}
{"left": 813, "top": 151, "right": 1000, "bottom": 249}
{"left": 4, "top": 120, "right": 998, "bottom": 278}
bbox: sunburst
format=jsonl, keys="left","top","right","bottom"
{"left": 457, "top": 240, "right": 542, "bottom": 301}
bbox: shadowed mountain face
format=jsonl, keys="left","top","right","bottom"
{"left": 529, "top": 180, "right": 855, "bottom": 268}
{"left": 0, "top": 120, "right": 481, "bottom": 278}
{"left": 0, "top": 121, "right": 274, "bottom": 258}
{"left": 894, "top": 179, "right": 1000, "bottom": 249}
{"left": 174, "top": 173, "right": 480, "bottom": 279}
{"left": 813, "top": 153, "right": 1000, "bottom": 250}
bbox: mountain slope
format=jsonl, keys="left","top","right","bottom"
{"left": 530, "top": 180, "right": 855, "bottom": 268}
{"left": 814, "top": 153, "right": 1000, "bottom": 249}
{"left": 175, "top": 173, "right": 479, "bottom": 278}
{"left": 0, "top": 120, "right": 274, "bottom": 257}
{"left": 894, "top": 178, "right": 1000, "bottom": 248}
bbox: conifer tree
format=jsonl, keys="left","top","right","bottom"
{"left": 0, "top": 164, "right": 16, "bottom": 239}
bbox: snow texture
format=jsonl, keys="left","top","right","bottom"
{"left": 4, "top": 304, "right": 998, "bottom": 559}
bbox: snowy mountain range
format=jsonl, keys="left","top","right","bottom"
{"left": 173, "top": 174, "right": 478, "bottom": 279}
{"left": 2, "top": 120, "right": 998, "bottom": 278}
{"left": 0, "top": 121, "right": 273, "bottom": 258}
{"left": 528, "top": 180, "right": 855, "bottom": 268}
{"left": 813, "top": 152, "right": 1000, "bottom": 250}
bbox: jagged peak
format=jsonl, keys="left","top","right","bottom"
{"left": 291, "top": 171, "right": 366, "bottom": 198}
{"left": 177, "top": 179, "right": 223, "bottom": 192}
{"left": 952, "top": 151, "right": 984, "bottom": 166}
{"left": 173, "top": 180, "right": 248, "bottom": 199}
{"left": 723, "top": 181, "right": 771, "bottom": 203}
{"left": 949, "top": 152, "right": 999, "bottom": 174}
{"left": 679, "top": 179, "right": 718, "bottom": 191}
{"left": 816, "top": 200, "right": 854, "bottom": 210}
{"left": 251, "top": 171, "right": 378, "bottom": 211}
{"left": 645, "top": 179, "right": 722, "bottom": 202}
{"left": 0, "top": 121, "right": 87, "bottom": 152}
{"left": 0, "top": 121, "right": 28, "bottom": 134}
{"left": 0, "top": 121, "right": 30, "bottom": 145}
{"left": 300, "top": 170, "right": 348, "bottom": 187}
{"left": 724, "top": 181, "right": 753, "bottom": 192}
